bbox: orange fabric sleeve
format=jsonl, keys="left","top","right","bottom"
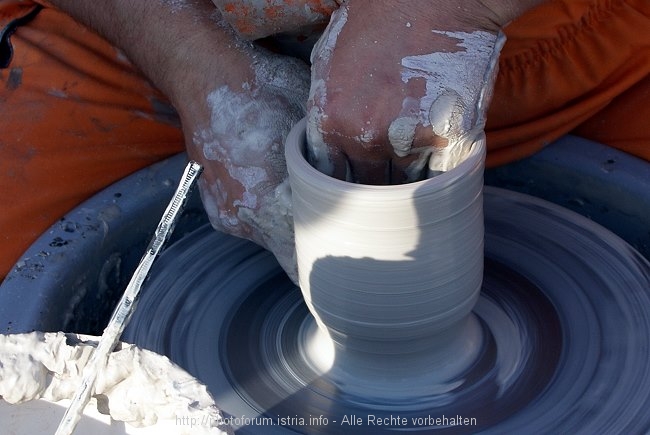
{"left": 0, "top": 2, "right": 184, "bottom": 280}
{"left": 486, "top": 0, "right": 650, "bottom": 167}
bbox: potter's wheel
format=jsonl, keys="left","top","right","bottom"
{"left": 122, "top": 187, "right": 650, "bottom": 434}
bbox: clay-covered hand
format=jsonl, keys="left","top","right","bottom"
{"left": 39, "top": 1, "right": 309, "bottom": 281}
{"left": 307, "top": 0, "right": 537, "bottom": 184}
{"left": 180, "top": 47, "right": 310, "bottom": 284}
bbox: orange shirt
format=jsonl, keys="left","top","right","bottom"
{"left": 487, "top": 0, "right": 650, "bottom": 167}
{"left": 0, "top": 2, "right": 184, "bottom": 279}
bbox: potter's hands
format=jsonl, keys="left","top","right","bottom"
{"left": 181, "top": 49, "right": 309, "bottom": 284}
{"left": 307, "top": 0, "right": 540, "bottom": 184}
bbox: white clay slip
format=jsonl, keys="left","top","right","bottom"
{"left": 0, "top": 332, "right": 232, "bottom": 435}
{"left": 194, "top": 49, "right": 309, "bottom": 281}
{"left": 392, "top": 30, "right": 505, "bottom": 173}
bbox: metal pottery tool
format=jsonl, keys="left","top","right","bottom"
{"left": 55, "top": 161, "right": 203, "bottom": 435}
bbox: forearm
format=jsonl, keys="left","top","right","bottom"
{"left": 41, "top": 0, "right": 254, "bottom": 116}
{"left": 343, "top": 0, "right": 545, "bottom": 34}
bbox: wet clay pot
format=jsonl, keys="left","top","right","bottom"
{"left": 285, "top": 119, "right": 486, "bottom": 399}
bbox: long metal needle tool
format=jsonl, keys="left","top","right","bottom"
{"left": 56, "top": 161, "right": 203, "bottom": 435}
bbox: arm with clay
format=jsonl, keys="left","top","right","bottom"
{"left": 39, "top": 0, "right": 310, "bottom": 282}
{"left": 307, "top": 0, "right": 545, "bottom": 184}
